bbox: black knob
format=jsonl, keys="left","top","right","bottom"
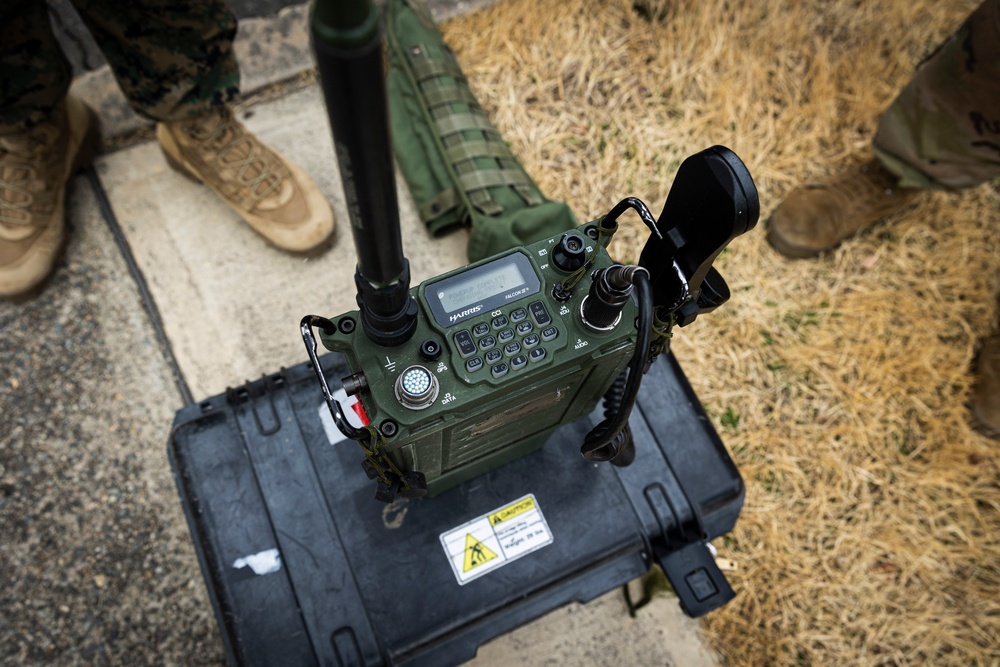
{"left": 552, "top": 232, "right": 588, "bottom": 272}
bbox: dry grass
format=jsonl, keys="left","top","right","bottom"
{"left": 442, "top": 0, "right": 1000, "bottom": 664}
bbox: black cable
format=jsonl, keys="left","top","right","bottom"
{"left": 580, "top": 269, "right": 652, "bottom": 464}
{"left": 85, "top": 167, "right": 194, "bottom": 406}
{"left": 557, "top": 197, "right": 659, "bottom": 296}
{"left": 602, "top": 197, "right": 662, "bottom": 239}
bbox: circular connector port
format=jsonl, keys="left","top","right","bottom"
{"left": 394, "top": 365, "right": 440, "bottom": 410}
{"left": 552, "top": 232, "right": 588, "bottom": 272}
{"left": 419, "top": 338, "right": 442, "bottom": 361}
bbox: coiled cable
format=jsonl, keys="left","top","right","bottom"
{"left": 580, "top": 269, "right": 653, "bottom": 466}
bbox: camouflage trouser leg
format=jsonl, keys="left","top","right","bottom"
{"left": 0, "top": 1, "right": 73, "bottom": 133}
{"left": 874, "top": 0, "right": 1000, "bottom": 189}
{"left": 0, "top": 0, "right": 240, "bottom": 134}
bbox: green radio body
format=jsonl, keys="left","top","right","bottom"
{"left": 318, "top": 221, "right": 635, "bottom": 495}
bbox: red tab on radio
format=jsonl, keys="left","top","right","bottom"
{"left": 350, "top": 399, "right": 370, "bottom": 426}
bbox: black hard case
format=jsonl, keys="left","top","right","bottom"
{"left": 168, "top": 352, "right": 743, "bottom": 666}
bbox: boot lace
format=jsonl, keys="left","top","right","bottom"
{"left": 0, "top": 136, "right": 43, "bottom": 234}
{"left": 824, "top": 162, "right": 916, "bottom": 217}
{"left": 185, "top": 108, "right": 283, "bottom": 203}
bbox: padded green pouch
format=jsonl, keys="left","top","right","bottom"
{"left": 385, "top": 0, "right": 577, "bottom": 262}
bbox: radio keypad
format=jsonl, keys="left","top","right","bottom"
{"left": 457, "top": 302, "right": 563, "bottom": 380}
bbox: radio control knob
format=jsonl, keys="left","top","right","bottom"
{"left": 552, "top": 232, "right": 588, "bottom": 272}
{"left": 394, "top": 365, "right": 440, "bottom": 410}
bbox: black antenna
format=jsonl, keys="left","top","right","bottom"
{"left": 311, "top": 0, "right": 418, "bottom": 346}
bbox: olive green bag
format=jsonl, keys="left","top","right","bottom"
{"left": 385, "top": 0, "right": 577, "bottom": 262}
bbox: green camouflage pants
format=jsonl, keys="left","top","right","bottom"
{"left": 875, "top": 0, "right": 1000, "bottom": 189}
{"left": 0, "top": 0, "right": 240, "bottom": 134}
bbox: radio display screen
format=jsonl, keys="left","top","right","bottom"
{"left": 437, "top": 263, "right": 526, "bottom": 313}
{"left": 424, "top": 252, "right": 541, "bottom": 328}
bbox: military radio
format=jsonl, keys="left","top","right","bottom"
{"left": 302, "top": 0, "right": 759, "bottom": 502}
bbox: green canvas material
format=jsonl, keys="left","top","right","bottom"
{"left": 385, "top": 0, "right": 577, "bottom": 262}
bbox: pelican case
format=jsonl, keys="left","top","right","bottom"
{"left": 167, "top": 352, "right": 743, "bottom": 666}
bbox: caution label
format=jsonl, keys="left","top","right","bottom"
{"left": 489, "top": 497, "right": 535, "bottom": 525}
{"left": 440, "top": 494, "right": 553, "bottom": 585}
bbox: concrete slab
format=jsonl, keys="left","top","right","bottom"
{"left": 96, "top": 84, "right": 469, "bottom": 400}
{"left": 0, "top": 180, "right": 225, "bottom": 663}
{"left": 476, "top": 584, "right": 720, "bottom": 666}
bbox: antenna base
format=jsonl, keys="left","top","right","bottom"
{"left": 355, "top": 264, "right": 418, "bottom": 347}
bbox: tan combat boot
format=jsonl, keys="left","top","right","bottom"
{"left": 767, "top": 160, "right": 920, "bottom": 258}
{"left": 0, "top": 96, "right": 98, "bottom": 299}
{"left": 157, "top": 106, "right": 335, "bottom": 254}
{"left": 971, "top": 334, "right": 1000, "bottom": 438}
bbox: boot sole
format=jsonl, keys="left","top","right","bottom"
{"left": 765, "top": 224, "right": 831, "bottom": 259}
{"left": 968, "top": 339, "right": 1000, "bottom": 440}
{"left": 0, "top": 102, "right": 101, "bottom": 301}
{"left": 969, "top": 408, "right": 1000, "bottom": 439}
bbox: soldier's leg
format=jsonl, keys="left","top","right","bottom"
{"left": 0, "top": 1, "right": 73, "bottom": 133}
{"left": 767, "top": 0, "right": 1000, "bottom": 259}
{"left": 874, "top": 0, "right": 1000, "bottom": 189}
{"left": 68, "top": 0, "right": 335, "bottom": 253}
{"left": 875, "top": 0, "right": 1000, "bottom": 434}
{"left": 67, "top": 0, "right": 240, "bottom": 122}
{"left": 0, "top": 3, "right": 98, "bottom": 298}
